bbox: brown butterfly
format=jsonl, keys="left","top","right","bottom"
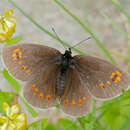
{"left": 2, "top": 43, "right": 130, "bottom": 116}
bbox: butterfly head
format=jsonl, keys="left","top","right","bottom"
{"left": 64, "top": 48, "right": 72, "bottom": 59}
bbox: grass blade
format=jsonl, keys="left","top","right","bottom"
{"left": 8, "top": 0, "right": 88, "bottom": 55}
{"left": 109, "top": 0, "right": 130, "bottom": 24}
{"left": 101, "top": 12, "right": 130, "bottom": 41}
{"left": 81, "top": 0, "right": 91, "bottom": 27}
{"left": 54, "top": 0, "right": 116, "bottom": 64}
{"left": 3, "top": 69, "right": 21, "bottom": 93}
{"left": 20, "top": 96, "right": 38, "bottom": 117}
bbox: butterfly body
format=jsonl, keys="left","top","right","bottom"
{"left": 2, "top": 43, "right": 130, "bottom": 116}
{"left": 56, "top": 48, "right": 75, "bottom": 96}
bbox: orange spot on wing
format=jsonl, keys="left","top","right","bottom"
{"left": 110, "top": 72, "right": 116, "bottom": 79}
{"left": 18, "top": 61, "right": 22, "bottom": 65}
{"left": 34, "top": 88, "right": 38, "bottom": 93}
{"left": 112, "top": 72, "right": 116, "bottom": 76}
{"left": 22, "top": 65, "right": 27, "bottom": 70}
{"left": 13, "top": 57, "right": 17, "bottom": 61}
{"left": 114, "top": 76, "right": 121, "bottom": 83}
{"left": 13, "top": 48, "right": 20, "bottom": 53}
{"left": 82, "top": 96, "right": 87, "bottom": 103}
{"left": 79, "top": 98, "right": 82, "bottom": 104}
{"left": 107, "top": 81, "right": 111, "bottom": 86}
{"left": 12, "top": 49, "right": 22, "bottom": 60}
{"left": 18, "top": 51, "right": 22, "bottom": 56}
{"left": 72, "top": 100, "right": 76, "bottom": 106}
{"left": 39, "top": 93, "right": 44, "bottom": 99}
{"left": 110, "top": 75, "right": 114, "bottom": 80}
{"left": 32, "top": 84, "right": 35, "bottom": 90}
{"left": 100, "top": 82, "right": 105, "bottom": 89}
{"left": 26, "top": 69, "right": 31, "bottom": 74}
{"left": 79, "top": 103, "right": 82, "bottom": 107}
{"left": 110, "top": 70, "right": 122, "bottom": 83}
{"left": 116, "top": 76, "right": 121, "bottom": 81}
{"left": 33, "top": 92, "right": 37, "bottom": 96}
{"left": 63, "top": 99, "right": 69, "bottom": 105}
{"left": 46, "top": 94, "right": 52, "bottom": 102}
{"left": 96, "top": 85, "right": 98, "bottom": 88}
{"left": 116, "top": 70, "right": 122, "bottom": 77}
{"left": 12, "top": 53, "right": 16, "bottom": 57}
{"left": 16, "top": 53, "right": 22, "bottom": 59}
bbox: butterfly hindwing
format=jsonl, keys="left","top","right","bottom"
{"left": 74, "top": 55, "right": 130, "bottom": 100}
{"left": 60, "top": 68, "right": 92, "bottom": 116}
{"left": 23, "top": 64, "right": 60, "bottom": 108}
{"left": 2, "top": 44, "right": 61, "bottom": 81}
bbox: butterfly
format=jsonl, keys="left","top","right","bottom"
{"left": 2, "top": 43, "right": 130, "bottom": 116}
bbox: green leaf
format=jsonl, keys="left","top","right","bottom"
{"left": 3, "top": 69, "right": 21, "bottom": 93}
{"left": 27, "top": 122, "right": 38, "bottom": 130}
{"left": 101, "top": 89, "right": 130, "bottom": 130}
{"left": 78, "top": 99, "right": 104, "bottom": 130}
{"left": 87, "top": 99, "right": 97, "bottom": 130}
{"left": 54, "top": 0, "right": 116, "bottom": 64}
{"left": 5, "top": 36, "right": 22, "bottom": 46}
{"left": 27, "top": 118, "right": 48, "bottom": 130}
{"left": 20, "top": 96, "right": 38, "bottom": 117}
{"left": 40, "top": 118, "right": 49, "bottom": 130}
{"left": 45, "top": 124, "right": 58, "bottom": 130}
{"left": 0, "top": 92, "right": 14, "bottom": 112}
{"left": 120, "top": 118, "right": 130, "bottom": 130}
{"left": 58, "top": 118, "right": 83, "bottom": 130}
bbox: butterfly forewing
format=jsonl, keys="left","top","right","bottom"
{"left": 2, "top": 44, "right": 61, "bottom": 81}
{"left": 60, "top": 68, "right": 92, "bottom": 116}
{"left": 74, "top": 55, "right": 130, "bottom": 100}
{"left": 23, "top": 64, "right": 60, "bottom": 108}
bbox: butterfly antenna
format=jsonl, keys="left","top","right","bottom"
{"left": 52, "top": 28, "right": 67, "bottom": 50}
{"left": 71, "top": 36, "right": 91, "bottom": 49}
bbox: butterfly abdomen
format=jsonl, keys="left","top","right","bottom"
{"left": 56, "top": 71, "right": 66, "bottom": 96}
{"left": 56, "top": 51, "right": 73, "bottom": 96}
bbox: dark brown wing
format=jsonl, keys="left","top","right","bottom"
{"left": 23, "top": 64, "right": 60, "bottom": 108}
{"left": 60, "top": 68, "right": 92, "bottom": 116}
{"left": 2, "top": 44, "right": 61, "bottom": 81}
{"left": 74, "top": 55, "right": 130, "bottom": 100}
